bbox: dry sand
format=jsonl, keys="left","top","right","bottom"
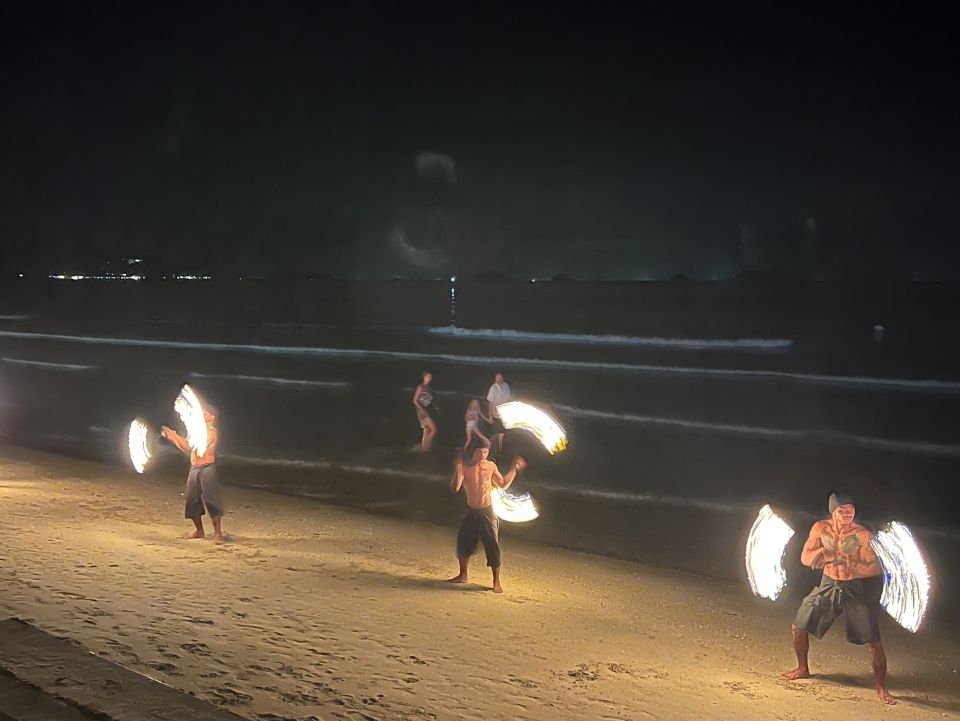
{"left": 1, "top": 444, "right": 958, "bottom": 721}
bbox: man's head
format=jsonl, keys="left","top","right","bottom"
{"left": 494, "top": 372, "right": 504, "bottom": 385}
{"left": 828, "top": 492, "right": 856, "bottom": 526}
{"left": 473, "top": 446, "right": 489, "bottom": 462}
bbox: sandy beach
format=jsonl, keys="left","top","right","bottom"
{"left": 1, "top": 444, "right": 958, "bottom": 721}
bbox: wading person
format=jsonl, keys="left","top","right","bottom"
{"left": 485, "top": 371, "right": 511, "bottom": 452}
{"left": 161, "top": 405, "right": 225, "bottom": 544}
{"left": 448, "top": 447, "right": 526, "bottom": 593}
{"left": 783, "top": 492, "right": 895, "bottom": 705}
{"left": 412, "top": 371, "right": 438, "bottom": 451}
{"left": 463, "top": 398, "right": 492, "bottom": 452}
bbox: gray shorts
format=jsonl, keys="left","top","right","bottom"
{"left": 794, "top": 574, "right": 882, "bottom": 645}
{"left": 456, "top": 505, "right": 501, "bottom": 568}
{"left": 184, "top": 463, "right": 224, "bottom": 519}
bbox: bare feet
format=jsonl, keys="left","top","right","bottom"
{"left": 492, "top": 583, "right": 503, "bottom": 594}
{"left": 877, "top": 685, "right": 896, "bottom": 705}
{"left": 183, "top": 530, "right": 205, "bottom": 539}
{"left": 447, "top": 575, "right": 468, "bottom": 584}
{"left": 782, "top": 667, "right": 811, "bottom": 680}
{"left": 213, "top": 532, "right": 225, "bottom": 545}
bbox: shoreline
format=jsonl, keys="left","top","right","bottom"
{"left": 2, "top": 444, "right": 959, "bottom": 720}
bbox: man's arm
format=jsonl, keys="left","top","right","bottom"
{"left": 497, "top": 456, "right": 526, "bottom": 490}
{"left": 800, "top": 522, "right": 826, "bottom": 568}
{"left": 161, "top": 426, "right": 191, "bottom": 454}
{"left": 450, "top": 457, "right": 464, "bottom": 494}
{"left": 412, "top": 386, "right": 423, "bottom": 409}
{"left": 853, "top": 529, "right": 883, "bottom": 577}
{"left": 205, "top": 428, "right": 218, "bottom": 458}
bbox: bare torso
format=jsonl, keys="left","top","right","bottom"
{"left": 804, "top": 519, "right": 881, "bottom": 581}
{"left": 460, "top": 460, "right": 497, "bottom": 509}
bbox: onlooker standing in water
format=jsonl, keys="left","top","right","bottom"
{"left": 412, "top": 371, "right": 438, "bottom": 451}
{"left": 485, "top": 371, "right": 512, "bottom": 451}
{"left": 463, "top": 398, "right": 492, "bottom": 452}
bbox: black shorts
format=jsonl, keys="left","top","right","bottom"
{"left": 794, "top": 575, "right": 882, "bottom": 645}
{"left": 184, "top": 463, "right": 225, "bottom": 519}
{"left": 487, "top": 417, "right": 505, "bottom": 437}
{"left": 456, "top": 505, "right": 501, "bottom": 568}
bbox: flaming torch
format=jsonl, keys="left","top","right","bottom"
{"left": 745, "top": 505, "right": 795, "bottom": 601}
{"left": 174, "top": 384, "right": 207, "bottom": 456}
{"left": 871, "top": 522, "right": 932, "bottom": 633}
{"left": 496, "top": 401, "right": 567, "bottom": 454}
{"left": 127, "top": 418, "right": 155, "bottom": 474}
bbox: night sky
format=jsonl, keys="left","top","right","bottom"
{"left": 1, "top": 3, "right": 957, "bottom": 280}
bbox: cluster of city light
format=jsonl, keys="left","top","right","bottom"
{"left": 745, "top": 505, "right": 795, "bottom": 601}
{"left": 127, "top": 418, "right": 154, "bottom": 473}
{"left": 491, "top": 487, "right": 539, "bottom": 523}
{"left": 496, "top": 401, "right": 568, "bottom": 454}
{"left": 871, "top": 522, "right": 932, "bottom": 632}
{"left": 49, "top": 274, "right": 143, "bottom": 281}
{"left": 174, "top": 384, "right": 208, "bottom": 456}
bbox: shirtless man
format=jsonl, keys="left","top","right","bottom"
{"left": 783, "top": 492, "right": 895, "bottom": 704}
{"left": 161, "top": 405, "right": 225, "bottom": 544}
{"left": 448, "top": 447, "right": 526, "bottom": 593}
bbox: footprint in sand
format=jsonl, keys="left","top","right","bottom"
{"left": 180, "top": 642, "right": 212, "bottom": 655}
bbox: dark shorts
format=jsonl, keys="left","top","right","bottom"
{"left": 794, "top": 575, "right": 883, "bottom": 645}
{"left": 486, "top": 417, "right": 505, "bottom": 437}
{"left": 184, "top": 463, "right": 225, "bottom": 519}
{"left": 456, "top": 505, "right": 501, "bottom": 568}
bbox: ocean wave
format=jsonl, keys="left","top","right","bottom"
{"left": 428, "top": 325, "right": 794, "bottom": 351}
{"left": 189, "top": 372, "right": 350, "bottom": 389}
{"left": 1, "top": 356, "right": 98, "bottom": 372}
{"left": 0, "top": 315, "right": 31, "bottom": 321}
{"left": 2, "top": 329, "right": 959, "bottom": 393}
{"left": 554, "top": 404, "right": 960, "bottom": 458}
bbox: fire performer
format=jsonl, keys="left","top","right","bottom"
{"left": 783, "top": 492, "right": 895, "bottom": 704}
{"left": 162, "top": 405, "right": 225, "bottom": 544}
{"left": 448, "top": 447, "right": 526, "bottom": 593}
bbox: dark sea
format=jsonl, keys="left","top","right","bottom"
{"left": 1, "top": 278, "right": 959, "bottom": 627}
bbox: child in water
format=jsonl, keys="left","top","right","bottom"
{"left": 464, "top": 398, "right": 493, "bottom": 452}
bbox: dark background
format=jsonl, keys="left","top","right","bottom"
{"left": 2, "top": 2, "right": 958, "bottom": 280}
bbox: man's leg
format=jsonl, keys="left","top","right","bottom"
{"left": 448, "top": 557, "right": 470, "bottom": 584}
{"left": 186, "top": 516, "right": 205, "bottom": 539}
{"left": 783, "top": 624, "right": 811, "bottom": 679}
{"left": 867, "top": 642, "right": 896, "bottom": 704}
{"left": 211, "top": 516, "right": 224, "bottom": 544}
{"left": 449, "top": 514, "right": 476, "bottom": 583}
{"left": 479, "top": 511, "right": 503, "bottom": 593}
{"left": 491, "top": 565, "right": 502, "bottom": 594}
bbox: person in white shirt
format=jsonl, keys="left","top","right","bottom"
{"left": 485, "top": 372, "right": 511, "bottom": 451}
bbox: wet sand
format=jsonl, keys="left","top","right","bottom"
{"left": 1, "top": 444, "right": 958, "bottom": 720}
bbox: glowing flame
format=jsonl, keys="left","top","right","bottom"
{"left": 491, "top": 487, "right": 539, "bottom": 523}
{"left": 745, "top": 505, "right": 795, "bottom": 600}
{"left": 871, "top": 522, "right": 931, "bottom": 633}
{"left": 128, "top": 418, "right": 153, "bottom": 473}
{"left": 174, "top": 384, "right": 207, "bottom": 456}
{"left": 496, "top": 401, "right": 567, "bottom": 454}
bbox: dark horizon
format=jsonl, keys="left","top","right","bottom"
{"left": 2, "top": 3, "right": 958, "bottom": 281}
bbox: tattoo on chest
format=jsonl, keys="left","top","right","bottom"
{"left": 822, "top": 527, "right": 861, "bottom": 556}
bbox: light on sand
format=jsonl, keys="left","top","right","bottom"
{"left": 174, "top": 384, "right": 207, "bottom": 456}
{"left": 491, "top": 487, "right": 539, "bottom": 523}
{"left": 745, "top": 505, "right": 795, "bottom": 601}
{"left": 496, "top": 401, "right": 568, "bottom": 454}
{"left": 871, "top": 522, "right": 931, "bottom": 632}
{"left": 128, "top": 418, "right": 153, "bottom": 473}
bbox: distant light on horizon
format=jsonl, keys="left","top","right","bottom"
{"left": 449, "top": 275, "right": 457, "bottom": 283}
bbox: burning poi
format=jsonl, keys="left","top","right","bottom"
{"left": 491, "top": 487, "right": 539, "bottom": 523}
{"left": 745, "top": 504, "right": 795, "bottom": 601}
{"left": 496, "top": 401, "right": 567, "bottom": 454}
{"left": 871, "top": 521, "right": 931, "bottom": 633}
{"left": 174, "top": 383, "right": 208, "bottom": 456}
{"left": 127, "top": 418, "right": 156, "bottom": 474}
